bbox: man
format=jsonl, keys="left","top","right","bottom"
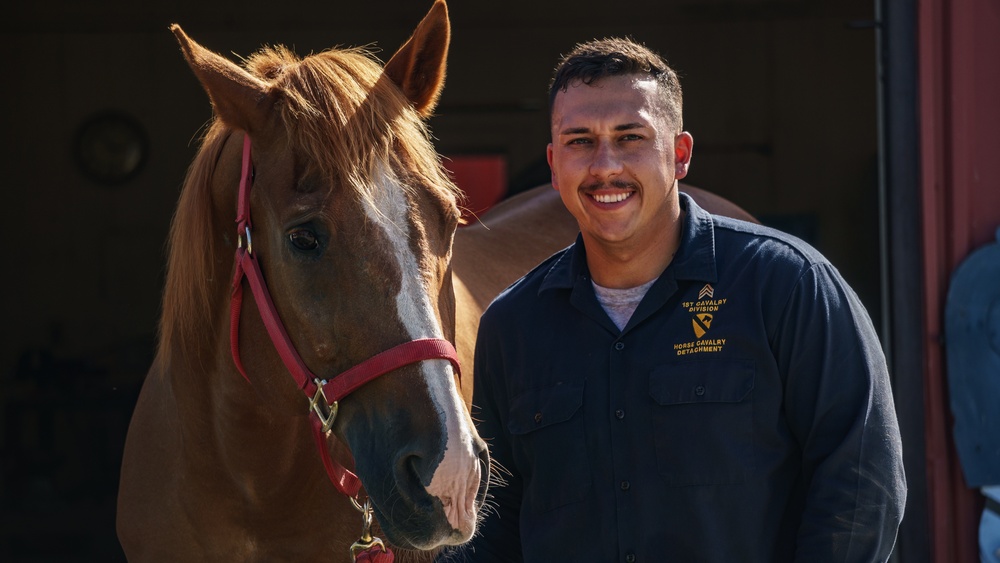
{"left": 456, "top": 38, "right": 905, "bottom": 562}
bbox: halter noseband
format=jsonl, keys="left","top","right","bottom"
{"left": 228, "top": 133, "right": 461, "bottom": 501}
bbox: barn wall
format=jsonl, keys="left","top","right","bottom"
{"left": 917, "top": 0, "right": 1000, "bottom": 561}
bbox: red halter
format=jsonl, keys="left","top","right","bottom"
{"left": 228, "top": 133, "right": 461, "bottom": 503}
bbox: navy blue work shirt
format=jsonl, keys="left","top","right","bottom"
{"left": 452, "top": 193, "right": 906, "bottom": 562}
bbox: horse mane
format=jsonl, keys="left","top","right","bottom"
{"left": 159, "top": 43, "right": 460, "bottom": 363}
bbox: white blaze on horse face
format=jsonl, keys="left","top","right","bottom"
{"left": 362, "top": 166, "right": 481, "bottom": 542}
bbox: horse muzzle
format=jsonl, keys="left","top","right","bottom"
{"left": 378, "top": 433, "right": 490, "bottom": 550}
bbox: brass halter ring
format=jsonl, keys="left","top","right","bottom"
{"left": 309, "top": 378, "right": 338, "bottom": 433}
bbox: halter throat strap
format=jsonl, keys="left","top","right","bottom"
{"left": 227, "top": 133, "right": 461, "bottom": 498}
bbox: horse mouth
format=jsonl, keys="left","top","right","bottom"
{"left": 370, "top": 497, "right": 468, "bottom": 551}
{"left": 370, "top": 441, "right": 490, "bottom": 551}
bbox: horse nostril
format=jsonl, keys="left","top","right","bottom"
{"left": 404, "top": 452, "right": 429, "bottom": 484}
{"left": 396, "top": 451, "right": 436, "bottom": 505}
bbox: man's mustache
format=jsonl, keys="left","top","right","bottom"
{"left": 580, "top": 179, "right": 638, "bottom": 192}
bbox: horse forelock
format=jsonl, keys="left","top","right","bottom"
{"left": 256, "top": 45, "right": 459, "bottom": 212}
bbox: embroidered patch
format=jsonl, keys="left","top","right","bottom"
{"left": 675, "top": 284, "right": 729, "bottom": 356}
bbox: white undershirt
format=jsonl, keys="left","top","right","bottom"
{"left": 592, "top": 279, "right": 657, "bottom": 331}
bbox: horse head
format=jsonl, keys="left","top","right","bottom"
{"left": 166, "top": 0, "right": 486, "bottom": 550}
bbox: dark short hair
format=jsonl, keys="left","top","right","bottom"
{"left": 549, "top": 37, "right": 683, "bottom": 131}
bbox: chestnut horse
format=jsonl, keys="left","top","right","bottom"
{"left": 118, "top": 2, "right": 485, "bottom": 561}
{"left": 117, "top": 1, "right": 755, "bottom": 561}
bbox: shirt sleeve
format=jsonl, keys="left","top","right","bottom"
{"left": 775, "top": 263, "right": 906, "bottom": 562}
{"left": 442, "top": 310, "right": 524, "bottom": 563}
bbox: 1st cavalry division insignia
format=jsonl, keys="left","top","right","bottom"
{"left": 692, "top": 313, "right": 713, "bottom": 338}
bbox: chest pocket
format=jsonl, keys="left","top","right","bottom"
{"left": 649, "top": 359, "right": 755, "bottom": 486}
{"left": 508, "top": 380, "right": 590, "bottom": 513}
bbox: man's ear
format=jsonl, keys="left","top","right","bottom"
{"left": 674, "top": 132, "right": 693, "bottom": 180}
{"left": 547, "top": 143, "right": 559, "bottom": 190}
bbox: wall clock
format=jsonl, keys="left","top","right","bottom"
{"left": 74, "top": 111, "right": 148, "bottom": 186}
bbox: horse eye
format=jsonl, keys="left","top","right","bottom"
{"left": 288, "top": 229, "right": 319, "bottom": 251}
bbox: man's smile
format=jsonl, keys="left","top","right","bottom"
{"left": 591, "top": 191, "right": 634, "bottom": 204}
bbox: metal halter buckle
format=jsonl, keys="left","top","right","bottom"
{"left": 309, "top": 379, "right": 338, "bottom": 433}
{"left": 236, "top": 225, "right": 253, "bottom": 255}
{"left": 349, "top": 498, "right": 387, "bottom": 559}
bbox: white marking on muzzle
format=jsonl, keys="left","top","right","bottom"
{"left": 362, "top": 168, "right": 481, "bottom": 542}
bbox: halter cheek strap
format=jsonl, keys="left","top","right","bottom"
{"left": 228, "top": 133, "right": 461, "bottom": 502}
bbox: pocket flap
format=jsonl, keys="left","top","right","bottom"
{"left": 649, "top": 359, "right": 755, "bottom": 405}
{"left": 508, "top": 380, "right": 585, "bottom": 435}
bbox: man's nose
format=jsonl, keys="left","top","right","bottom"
{"left": 588, "top": 141, "right": 624, "bottom": 179}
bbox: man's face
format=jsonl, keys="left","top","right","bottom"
{"left": 547, "top": 74, "right": 691, "bottom": 252}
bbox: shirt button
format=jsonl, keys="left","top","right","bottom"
{"left": 534, "top": 412, "right": 543, "bottom": 423}
{"left": 614, "top": 342, "right": 625, "bottom": 351}
{"left": 625, "top": 553, "right": 636, "bottom": 562}
{"left": 615, "top": 409, "right": 625, "bottom": 420}
{"left": 695, "top": 385, "right": 706, "bottom": 396}
{"left": 620, "top": 480, "right": 630, "bottom": 490}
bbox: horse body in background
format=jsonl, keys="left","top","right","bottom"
{"left": 117, "top": 0, "right": 756, "bottom": 560}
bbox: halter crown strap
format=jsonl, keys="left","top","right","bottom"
{"left": 227, "top": 133, "right": 461, "bottom": 501}
{"left": 236, "top": 133, "right": 252, "bottom": 227}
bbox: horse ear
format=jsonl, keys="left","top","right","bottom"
{"left": 170, "top": 24, "right": 275, "bottom": 133}
{"left": 383, "top": 0, "right": 450, "bottom": 117}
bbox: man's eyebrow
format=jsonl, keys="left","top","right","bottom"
{"left": 615, "top": 122, "right": 646, "bottom": 131}
{"left": 558, "top": 122, "right": 647, "bottom": 136}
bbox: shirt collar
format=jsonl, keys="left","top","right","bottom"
{"left": 538, "top": 191, "right": 718, "bottom": 293}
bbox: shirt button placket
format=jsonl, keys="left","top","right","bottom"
{"left": 613, "top": 340, "right": 626, "bottom": 420}
{"left": 611, "top": 337, "right": 633, "bottom": 560}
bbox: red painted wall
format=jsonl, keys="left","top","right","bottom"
{"left": 444, "top": 154, "right": 508, "bottom": 224}
{"left": 919, "top": 0, "right": 1000, "bottom": 560}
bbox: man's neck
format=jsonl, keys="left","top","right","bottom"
{"left": 584, "top": 209, "right": 684, "bottom": 289}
